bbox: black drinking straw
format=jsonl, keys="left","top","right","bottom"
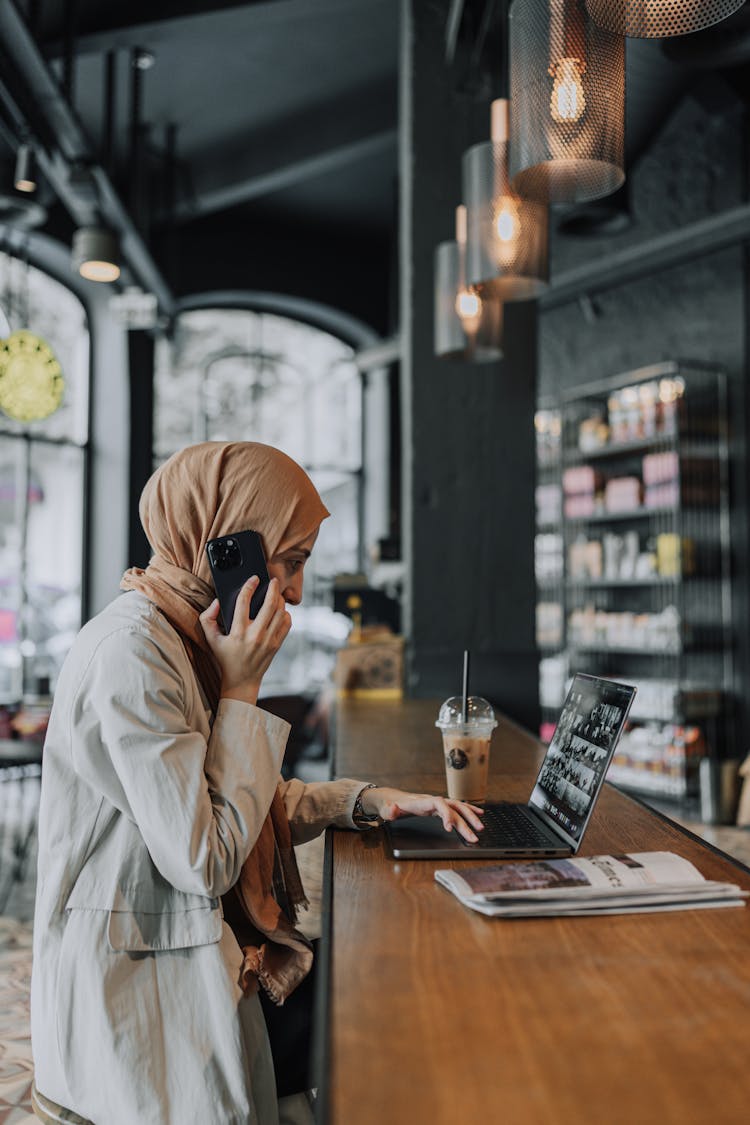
{"left": 461, "top": 649, "right": 470, "bottom": 724}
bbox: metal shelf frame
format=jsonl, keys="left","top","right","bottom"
{"left": 535, "top": 362, "right": 734, "bottom": 802}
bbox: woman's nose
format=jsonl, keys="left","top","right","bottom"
{"left": 283, "top": 573, "right": 304, "bottom": 605}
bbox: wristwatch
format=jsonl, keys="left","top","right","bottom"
{"left": 352, "top": 783, "right": 384, "bottom": 829}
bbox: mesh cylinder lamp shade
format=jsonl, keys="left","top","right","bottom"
{"left": 509, "top": 0, "right": 625, "bottom": 205}
{"left": 585, "top": 0, "right": 744, "bottom": 37}
{"left": 463, "top": 99, "right": 548, "bottom": 301}
{"left": 434, "top": 206, "right": 503, "bottom": 363}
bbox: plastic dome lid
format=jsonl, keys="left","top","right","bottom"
{"left": 435, "top": 695, "right": 497, "bottom": 731}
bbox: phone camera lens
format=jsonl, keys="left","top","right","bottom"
{"left": 211, "top": 538, "right": 241, "bottom": 571}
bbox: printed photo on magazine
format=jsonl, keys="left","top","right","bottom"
{"left": 434, "top": 852, "right": 748, "bottom": 918}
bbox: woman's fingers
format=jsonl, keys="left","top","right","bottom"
{"left": 229, "top": 576, "right": 260, "bottom": 634}
{"left": 443, "top": 799, "right": 485, "bottom": 831}
{"left": 446, "top": 810, "right": 479, "bottom": 843}
{"left": 199, "top": 598, "right": 222, "bottom": 640}
{"left": 229, "top": 577, "right": 284, "bottom": 641}
{"left": 250, "top": 577, "right": 281, "bottom": 629}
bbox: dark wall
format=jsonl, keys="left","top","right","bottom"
{"left": 539, "top": 79, "right": 749, "bottom": 749}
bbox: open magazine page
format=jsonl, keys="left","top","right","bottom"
{"left": 434, "top": 852, "right": 748, "bottom": 918}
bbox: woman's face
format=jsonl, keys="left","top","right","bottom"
{"left": 266, "top": 528, "right": 319, "bottom": 606}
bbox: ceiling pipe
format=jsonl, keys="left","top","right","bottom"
{"left": 62, "top": 0, "right": 76, "bottom": 104}
{"left": 103, "top": 50, "right": 116, "bottom": 178}
{"left": 0, "top": 0, "right": 175, "bottom": 318}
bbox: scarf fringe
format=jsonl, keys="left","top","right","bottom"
{"left": 258, "top": 969, "right": 288, "bottom": 1007}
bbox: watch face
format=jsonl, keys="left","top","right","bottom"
{"left": 0, "top": 330, "right": 65, "bottom": 422}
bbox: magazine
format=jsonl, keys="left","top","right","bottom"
{"left": 434, "top": 852, "right": 748, "bottom": 918}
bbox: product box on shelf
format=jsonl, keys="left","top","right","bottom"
{"left": 604, "top": 476, "right": 642, "bottom": 513}
{"left": 608, "top": 724, "right": 706, "bottom": 799}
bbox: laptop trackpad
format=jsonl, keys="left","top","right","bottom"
{"left": 385, "top": 815, "right": 461, "bottom": 853}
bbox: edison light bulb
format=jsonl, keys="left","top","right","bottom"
{"left": 455, "top": 287, "right": 481, "bottom": 327}
{"left": 494, "top": 198, "right": 519, "bottom": 243}
{"left": 550, "top": 57, "right": 586, "bottom": 123}
{"left": 492, "top": 196, "right": 520, "bottom": 267}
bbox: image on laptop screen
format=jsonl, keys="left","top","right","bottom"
{"left": 528, "top": 675, "right": 635, "bottom": 843}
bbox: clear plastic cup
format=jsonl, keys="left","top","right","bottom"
{"left": 436, "top": 696, "right": 497, "bottom": 802}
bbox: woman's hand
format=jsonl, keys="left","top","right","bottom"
{"left": 359, "top": 786, "right": 485, "bottom": 843}
{"left": 199, "top": 576, "right": 291, "bottom": 706}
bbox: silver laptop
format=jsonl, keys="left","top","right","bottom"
{"left": 386, "top": 673, "right": 636, "bottom": 859}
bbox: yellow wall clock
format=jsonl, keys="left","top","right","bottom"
{"left": 0, "top": 330, "right": 65, "bottom": 422}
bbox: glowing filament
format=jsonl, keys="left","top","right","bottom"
{"left": 495, "top": 200, "right": 518, "bottom": 243}
{"left": 492, "top": 196, "right": 521, "bottom": 268}
{"left": 550, "top": 57, "right": 586, "bottom": 123}
{"left": 455, "top": 288, "right": 482, "bottom": 325}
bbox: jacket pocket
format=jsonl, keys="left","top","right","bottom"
{"left": 106, "top": 902, "right": 222, "bottom": 952}
{"left": 65, "top": 879, "right": 222, "bottom": 952}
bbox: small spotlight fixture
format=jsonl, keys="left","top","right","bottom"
{"left": 14, "top": 143, "right": 37, "bottom": 193}
{"left": 71, "top": 226, "right": 121, "bottom": 282}
{"left": 134, "top": 48, "right": 156, "bottom": 70}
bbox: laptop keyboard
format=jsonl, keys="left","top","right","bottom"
{"left": 464, "top": 803, "right": 556, "bottom": 849}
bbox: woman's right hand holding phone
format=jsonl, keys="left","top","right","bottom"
{"left": 199, "top": 577, "right": 291, "bottom": 705}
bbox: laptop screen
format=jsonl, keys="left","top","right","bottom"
{"left": 528, "top": 674, "right": 636, "bottom": 847}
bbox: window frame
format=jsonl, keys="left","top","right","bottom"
{"left": 0, "top": 256, "right": 93, "bottom": 702}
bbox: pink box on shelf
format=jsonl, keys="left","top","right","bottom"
{"left": 604, "top": 476, "right": 642, "bottom": 512}
{"left": 564, "top": 493, "right": 597, "bottom": 518}
{"left": 562, "top": 465, "right": 601, "bottom": 496}
{"left": 645, "top": 481, "right": 680, "bottom": 509}
{"left": 642, "top": 451, "right": 679, "bottom": 486}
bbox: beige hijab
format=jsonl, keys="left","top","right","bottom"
{"left": 121, "top": 441, "right": 329, "bottom": 1004}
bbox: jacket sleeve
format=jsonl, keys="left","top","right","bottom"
{"left": 277, "top": 776, "right": 368, "bottom": 844}
{"left": 70, "top": 626, "right": 289, "bottom": 898}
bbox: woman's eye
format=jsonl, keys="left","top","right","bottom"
{"left": 286, "top": 559, "right": 302, "bottom": 574}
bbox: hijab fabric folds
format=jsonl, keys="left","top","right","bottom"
{"left": 121, "top": 441, "right": 329, "bottom": 1003}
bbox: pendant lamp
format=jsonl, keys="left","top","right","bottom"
{"left": 585, "top": 0, "right": 744, "bottom": 38}
{"left": 14, "top": 144, "right": 37, "bottom": 193}
{"left": 71, "top": 227, "right": 121, "bottom": 283}
{"left": 509, "top": 0, "right": 625, "bottom": 205}
{"left": 463, "top": 99, "right": 548, "bottom": 301}
{"left": 434, "top": 206, "right": 503, "bottom": 363}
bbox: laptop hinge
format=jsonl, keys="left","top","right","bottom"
{"left": 526, "top": 803, "right": 571, "bottom": 846}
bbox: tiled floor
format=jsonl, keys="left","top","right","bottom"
{"left": 1, "top": 766, "right": 749, "bottom": 1125}
{"left": 0, "top": 917, "right": 35, "bottom": 1124}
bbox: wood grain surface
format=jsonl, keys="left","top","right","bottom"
{"left": 326, "top": 698, "right": 750, "bottom": 1125}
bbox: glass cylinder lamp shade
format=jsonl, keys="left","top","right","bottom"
{"left": 509, "top": 0, "right": 625, "bottom": 205}
{"left": 434, "top": 211, "right": 503, "bottom": 363}
{"left": 585, "top": 0, "right": 744, "bottom": 37}
{"left": 463, "top": 100, "right": 549, "bottom": 301}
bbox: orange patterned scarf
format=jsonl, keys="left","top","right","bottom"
{"left": 121, "top": 441, "right": 329, "bottom": 1003}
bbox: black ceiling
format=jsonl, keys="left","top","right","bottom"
{"left": 0, "top": 0, "right": 749, "bottom": 316}
{"left": 37, "top": 0, "right": 400, "bottom": 233}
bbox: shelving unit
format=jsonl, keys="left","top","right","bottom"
{"left": 535, "top": 362, "right": 733, "bottom": 805}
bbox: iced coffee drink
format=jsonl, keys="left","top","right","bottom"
{"left": 436, "top": 696, "right": 497, "bottom": 802}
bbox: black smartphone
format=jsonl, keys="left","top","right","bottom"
{"left": 205, "top": 530, "right": 270, "bottom": 633}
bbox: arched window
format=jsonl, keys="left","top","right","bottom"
{"left": 0, "top": 251, "right": 90, "bottom": 704}
{"left": 154, "top": 307, "right": 363, "bottom": 693}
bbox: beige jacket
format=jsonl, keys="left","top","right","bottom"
{"left": 31, "top": 591, "right": 364, "bottom": 1125}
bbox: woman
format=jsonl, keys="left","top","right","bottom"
{"left": 30, "top": 441, "right": 482, "bottom": 1125}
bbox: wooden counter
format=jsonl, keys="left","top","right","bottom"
{"left": 316, "top": 698, "right": 750, "bottom": 1125}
